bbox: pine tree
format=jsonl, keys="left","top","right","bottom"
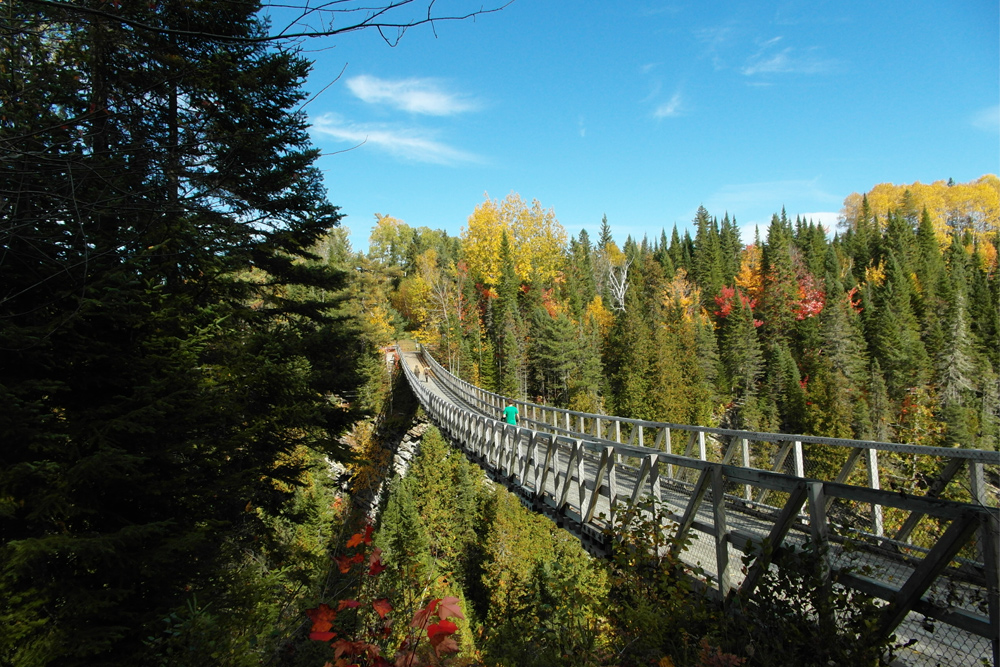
{"left": 864, "top": 253, "right": 931, "bottom": 398}
{"left": 867, "top": 360, "right": 895, "bottom": 442}
{"left": 605, "top": 286, "right": 654, "bottom": 419}
{"left": 693, "top": 206, "right": 724, "bottom": 306}
{"left": 719, "top": 213, "right": 743, "bottom": 285}
{"left": 565, "top": 230, "right": 597, "bottom": 318}
{"left": 1, "top": 2, "right": 361, "bottom": 662}
{"left": 533, "top": 310, "right": 578, "bottom": 405}
{"left": 668, "top": 225, "right": 685, "bottom": 271}
{"left": 760, "top": 213, "right": 798, "bottom": 347}
{"left": 720, "top": 292, "right": 764, "bottom": 426}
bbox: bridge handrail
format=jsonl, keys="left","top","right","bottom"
{"left": 419, "top": 344, "right": 997, "bottom": 463}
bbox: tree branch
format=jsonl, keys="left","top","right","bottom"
{"left": 20, "top": 0, "right": 514, "bottom": 44}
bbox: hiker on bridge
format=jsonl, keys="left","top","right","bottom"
{"left": 503, "top": 402, "right": 518, "bottom": 426}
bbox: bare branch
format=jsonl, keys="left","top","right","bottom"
{"left": 21, "top": 0, "right": 514, "bottom": 44}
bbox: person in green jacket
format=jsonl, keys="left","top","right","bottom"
{"left": 503, "top": 403, "right": 518, "bottom": 425}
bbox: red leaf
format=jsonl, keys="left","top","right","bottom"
{"left": 362, "top": 523, "right": 374, "bottom": 544}
{"left": 346, "top": 532, "right": 364, "bottom": 548}
{"left": 306, "top": 603, "right": 337, "bottom": 634}
{"left": 337, "top": 599, "right": 361, "bottom": 611}
{"left": 308, "top": 631, "right": 336, "bottom": 641}
{"left": 433, "top": 635, "right": 459, "bottom": 656}
{"left": 436, "top": 596, "right": 464, "bottom": 621}
{"left": 368, "top": 548, "right": 387, "bottom": 576}
{"left": 335, "top": 555, "right": 355, "bottom": 573}
{"left": 427, "top": 619, "right": 457, "bottom": 641}
{"left": 410, "top": 599, "right": 440, "bottom": 628}
{"left": 372, "top": 597, "right": 392, "bottom": 618}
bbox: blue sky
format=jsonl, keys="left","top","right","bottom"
{"left": 279, "top": 1, "right": 999, "bottom": 252}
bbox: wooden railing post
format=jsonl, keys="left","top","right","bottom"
{"left": 865, "top": 448, "right": 884, "bottom": 536}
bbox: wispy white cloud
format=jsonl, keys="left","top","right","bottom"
{"left": 578, "top": 115, "right": 587, "bottom": 138}
{"left": 736, "top": 211, "right": 838, "bottom": 245}
{"left": 798, "top": 211, "right": 840, "bottom": 233}
{"left": 742, "top": 37, "right": 837, "bottom": 75}
{"left": 312, "top": 113, "right": 480, "bottom": 165}
{"left": 703, "top": 179, "right": 842, "bottom": 229}
{"left": 346, "top": 75, "right": 479, "bottom": 116}
{"left": 708, "top": 178, "right": 841, "bottom": 208}
{"left": 654, "top": 91, "right": 683, "bottom": 118}
{"left": 693, "top": 24, "right": 736, "bottom": 70}
{"left": 972, "top": 105, "right": 999, "bottom": 133}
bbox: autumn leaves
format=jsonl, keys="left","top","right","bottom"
{"left": 306, "top": 524, "right": 466, "bottom": 667}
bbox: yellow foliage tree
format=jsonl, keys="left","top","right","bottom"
{"left": 584, "top": 295, "right": 614, "bottom": 340}
{"left": 461, "top": 193, "right": 567, "bottom": 285}
{"left": 661, "top": 268, "right": 706, "bottom": 324}
{"left": 840, "top": 176, "right": 999, "bottom": 243}
{"left": 734, "top": 244, "right": 764, "bottom": 305}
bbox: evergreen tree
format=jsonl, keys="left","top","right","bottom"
{"left": 565, "top": 230, "right": 597, "bottom": 318}
{"left": 598, "top": 214, "right": 614, "bottom": 250}
{"left": 605, "top": 286, "right": 654, "bottom": 419}
{"left": 655, "top": 229, "right": 676, "bottom": 276}
{"left": 864, "top": 253, "right": 930, "bottom": 398}
{"left": 533, "top": 310, "right": 578, "bottom": 405}
{"left": 760, "top": 213, "right": 798, "bottom": 347}
{"left": 767, "top": 342, "right": 807, "bottom": 433}
{"left": 719, "top": 213, "right": 743, "bottom": 285}
{"left": 1, "top": 2, "right": 362, "bottom": 663}
{"left": 867, "top": 360, "right": 895, "bottom": 442}
{"left": 378, "top": 476, "right": 434, "bottom": 586}
{"left": 720, "top": 292, "right": 764, "bottom": 427}
{"left": 692, "top": 207, "right": 725, "bottom": 309}
{"left": 668, "top": 225, "right": 685, "bottom": 271}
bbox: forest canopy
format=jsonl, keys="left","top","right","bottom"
{"left": 369, "top": 178, "right": 999, "bottom": 451}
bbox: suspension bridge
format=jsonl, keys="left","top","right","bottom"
{"left": 394, "top": 342, "right": 999, "bottom": 667}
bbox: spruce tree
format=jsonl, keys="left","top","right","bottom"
{"left": 693, "top": 206, "right": 724, "bottom": 306}
{"left": 598, "top": 214, "right": 614, "bottom": 250}
{"left": 864, "top": 253, "right": 930, "bottom": 398}
{"left": 720, "top": 292, "right": 764, "bottom": 426}
{"left": 1, "top": 2, "right": 361, "bottom": 662}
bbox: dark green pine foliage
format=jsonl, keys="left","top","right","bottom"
{"left": 668, "top": 225, "right": 685, "bottom": 272}
{"left": 867, "top": 360, "right": 895, "bottom": 442}
{"left": 804, "top": 247, "right": 870, "bottom": 438}
{"left": 533, "top": 310, "right": 579, "bottom": 406}
{"left": 605, "top": 285, "right": 655, "bottom": 420}
{"left": 864, "top": 253, "right": 931, "bottom": 399}
{"left": 598, "top": 214, "right": 614, "bottom": 250}
{"left": 655, "top": 229, "right": 676, "bottom": 276}
{"left": 681, "top": 230, "right": 695, "bottom": 272}
{"left": 0, "top": 2, "right": 361, "bottom": 664}
{"left": 880, "top": 211, "right": 917, "bottom": 278}
{"left": 378, "top": 476, "right": 434, "bottom": 586}
{"left": 935, "top": 240, "right": 980, "bottom": 447}
{"left": 494, "top": 232, "right": 523, "bottom": 397}
{"left": 913, "top": 209, "right": 948, "bottom": 359}
{"left": 719, "top": 213, "right": 743, "bottom": 285}
{"left": 693, "top": 206, "right": 725, "bottom": 307}
{"left": 845, "top": 195, "right": 878, "bottom": 285}
{"left": 967, "top": 237, "right": 1000, "bottom": 371}
{"left": 794, "top": 218, "right": 829, "bottom": 281}
{"left": 720, "top": 292, "right": 764, "bottom": 429}
{"left": 565, "top": 230, "right": 597, "bottom": 317}
{"left": 760, "top": 213, "right": 798, "bottom": 348}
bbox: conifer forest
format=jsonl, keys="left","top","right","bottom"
{"left": 1, "top": 2, "right": 998, "bottom": 666}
